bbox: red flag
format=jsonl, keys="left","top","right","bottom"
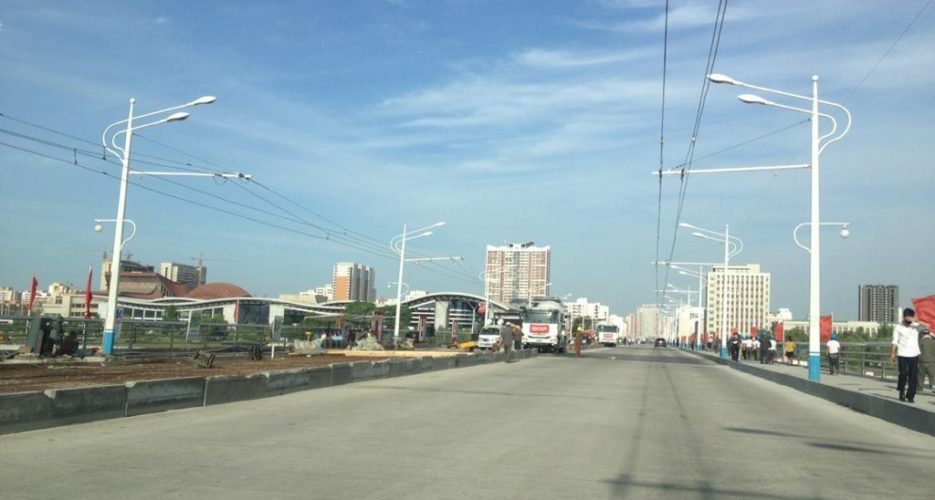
{"left": 749, "top": 326, "right": 757, "bottom": 337}
{"left": 27, "top": 275, "right": 38, "bottom": 313}
{"left": 774, "top": 321, "right": 785, "bottom": 343}
{"left": 84, "top": 266, "right": 93, "bottom": 319}
{"left": 820, "top": 315, "right": 833, "bottom": 342}
{"left": 911, "top": 295, "right": 935, "bottom": 327}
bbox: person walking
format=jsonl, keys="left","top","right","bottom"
{"left": 827, "top": 334, "right": 841, "bottom": 375}
{"left": 768, "top": 335, "right": 778, "bottom": 364}
{"left": 918, "top": 328, "right": 935, "bottom": 394}
{"left": 499, "top": 320, "right": 513, "bottom": 363}
{"left": 889, "top": 308, "right": 929, "bottom": 403}
{"left": 784, "top": 338, "right": 797, "bottom": 365}
{"left": 729, "top": 333, "right": 741, "bottom": 362}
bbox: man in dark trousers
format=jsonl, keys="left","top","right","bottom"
{"left": 889, "top": 308, "right": 929, "bottom": 403}
{"left": 498, "top": 320, "right": 513, "bottom": 362}
{"left": 729, "top": 333, "right": 741, "bottom": 361}
{"left": 917, "top": 328, "right": 935, "bottom": 394}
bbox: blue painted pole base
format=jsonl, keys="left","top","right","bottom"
{"left": 808, "top": 353, "right": 821, "bottom": 382}
{"left": 102, "top": 329, "right": 115, "bottom": 355}
{"left": 720, "top": 347, "right": 728, "bottom": 359}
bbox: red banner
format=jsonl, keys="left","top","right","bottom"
{"left": 774, "top": 321, "right": 785, "bottom": 343}
{"left": 84, "top": 266, "right": 93, "bottom": 318}
{"left": 27, "top": 275, "right": 38, "bottom": 313}
{"left": 911, "top": 295, "right": 935, "bottom": 327}
{"left": 820, "top": 315, "right": 833, "bottom": 342}
{"left": 749, "top": 326, "right": 757, "bottom": 338}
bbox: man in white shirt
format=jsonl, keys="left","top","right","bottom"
{"left": 889, "top": 308, "right": 930, "bottom": 403}
{"left": 826, "top": 334, "right": 841, "bottom": 375}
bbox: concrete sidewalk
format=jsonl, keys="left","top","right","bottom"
{"left": 683, "top": 347, "right": 935, "bottom": 435}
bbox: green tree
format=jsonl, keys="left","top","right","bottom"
{"left": 162, "top": 305, "right": 179, "bottom": 322}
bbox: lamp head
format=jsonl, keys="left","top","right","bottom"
{"left": 190, "top": 96, "right": 217, "bottom": 106}
{"left": 707, "top": 73, "right": 738, "bottom": 85}
{"left": 691, "top": 232, "right": 707, "bottom": 239}
{"left": 431, "top": 221, "right": 446, "bottom": 228}
{"left": 840, "top": 225, "right": 850, "bottom": 239}
{"left": 94, "top": 223, "right": 103, "bottom": 233}
{"left": 165, "top": 112, "right": 190, "bottom": 123}
{"left": 738, "top": 93, "right": 771, "bottom": 105}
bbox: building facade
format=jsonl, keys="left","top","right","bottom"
{"left": 159, "top": 262, "right": 206, "bottom": 289}
{"left": 858, "top": 284, "right": 898, "bottom": 324}
{"left": 485, "top": 242, "right": 551, "bottom": 303}
{"left": 705, "top": 264, "right": 771, "bottom": 336}
{"left": 564, "top": 297, "right": 610, "bottom": 323}
{"left": 333, "top": 262, "right": 375, "bottom": 302}
{"left": 637, "top": 304, "right": 659, "bottom": 338}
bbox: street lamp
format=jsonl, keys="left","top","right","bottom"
{"left": 387, "top": 281, "right": 410, "bottom": 298}
{"left": 98, "top": 96, "right": 226, "bottom": 355}
{"left": 706, "top": 73, "right": 852, "bottom": 382}
{"left": 681, "top": 222, "right": 743, "bottom": 359}
{"left": 390, "top": 222, "right": 461, "bottom": 347}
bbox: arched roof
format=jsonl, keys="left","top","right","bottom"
{"left": 403, "top": 292, "right": 509, "bottom": 311}
{"left": 187, "top": 282, "right": 251, "bottom": 300}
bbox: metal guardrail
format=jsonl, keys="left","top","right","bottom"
{"left": 781, "top": 342, "right": 898, "bottom": 381}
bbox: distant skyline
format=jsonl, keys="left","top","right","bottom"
{"left": 1, "top": 1, "right": 934, "bottom": 319}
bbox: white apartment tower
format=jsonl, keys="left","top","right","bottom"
{"left": 485, "top": 242, "right": 551, "bottom": 303}
{"left": 705, "top": 264, "right": 771, "bottom": 336}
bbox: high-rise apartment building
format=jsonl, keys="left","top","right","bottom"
{"left": 564, "top": 298, "right": 610, "bottom": 322}
{"left": 858, "top": 284, "right": 898, "bottom": 323}
{"left": 485, "top": 242, "right": 551, "bottom": 303}
{"left": 333, "top": 262, "right": 375, "bottom": 302}
{"left": 637, "top": 304, "right": 660, "bottom": 338}
{"left": 159, "top": 262, "right": 205, "bottom": 289}
{"left": 705, "top": 264, "right": 771, "bottom": 335}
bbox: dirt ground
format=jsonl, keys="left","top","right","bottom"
{"left": 0, "top": 354, "right": 389, "bottom": 393}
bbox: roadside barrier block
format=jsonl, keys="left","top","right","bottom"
{"left": 388, "top": 358, "right": 408, "bottom": 377}
{"left": 307, "top": 366, "right": 332, "bottom": 389}
{"left": 371, "top": 360, "right": 390, "bottom": 378}
{"left": 350, "top": 361, "right": 374, "bottom": 381}
{"left": 420, "top": 357, "right": 435, "bottom": 372}
{"left": 455, "top": 354, "right": 472, "bottom": 367}
{"left": 0, "top": 391, "right": 52, "bottom": 435}
{"left": 432, "top": 357, "right": 456, "bottom": 370}
{"left": 493, "top": 352, "right": 505, "bottom": 362}
{"left": 125, "top": 377, "right": 206, "bottom": 416}
{"left": 266, "top": 369, "right": 311, "bottom": 396}
{"left": 45, "top": 385, "right": 127, "bottom": 426}
{"left": 331, "top": 362, "right": 352, "bottom": 386}
{"left": 204, "top": 374, "right": 268, "bottom": 406}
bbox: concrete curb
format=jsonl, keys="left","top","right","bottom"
{"left": 0, "top": 349, "right": 538, "bottom": 435}
{"left": 686, "top": 349, "right": 935, "bottom": 436}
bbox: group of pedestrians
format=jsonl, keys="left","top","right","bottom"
{"left": 891, "top": 308, "right": 934, "bottom": 403}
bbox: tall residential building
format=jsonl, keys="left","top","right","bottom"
{"left": 333, "top": 262, "right": 375, "bottom": 302}
{"left": 159, "top": 262, "right": 205, "bottom": 289}
{"left": 705, "top": 264, "right": 771, "bottom": 335}
{"left": 858, "top": 284, "right": 898, "bottom": 323}
{"left": 564, "top": 297, "right": 610, "bottom": 322}
{"left": 485, "top": 242, "right": 551, "bottom": 303}
{"left": 637, "top": 304, "right": 660, "bottom": 338}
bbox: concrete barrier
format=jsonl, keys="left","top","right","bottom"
{"left": 432, "top": 357, "right": 456, "bottom": 371}
{"left": 388, "top": 358, "right": 407, "bottom": 377}
{"left": 46, "top": 385, "right": 127, "bottom": 427}
{"left": 126, "top": 377, "right": 206, "bottom": 416}
{"left": 301, "top": 366, "right": 330, "bottom": 389}
{"left": 455, "top": 354, "right": 472, "bottom": 368}
{"left": 371, "top": 360, "right": 390, "bottom": 379}
{"left": 204, "top": 374, "right": 268, "bottom": 406}
{"left": 0, "top": 392, "right": 52, "bottom": 434}
{"left": 265, "top": 368, "right": 311, "bottom": 396}
{"left": 493, "top": 352, "right": 505, "bottom": 362}
{"left": 350, "top": 361, "right": 374, "bottom": 381}
{"left": 420, "top": 357, "right": 435, "bottom": 372}
{"left": 331, "top": 362, "right": 352, "bottom": 386}
{"left": 688, "top": 351, "right": 935, "bottom": 436}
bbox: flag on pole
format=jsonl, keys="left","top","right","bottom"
{"left": 84, "top": 265, "right": 94, "bottom": 319}
{"left": 911, "top": 295, "right": 935, "bottom": 327}
{"left": 820, "top": 315, "right": 833, "bottom": 342}
{"left": 27, "top": 275, "right": 38, "bottom": 313}
{"left": 774, "top": 321, "right": 785, "bottom": 343}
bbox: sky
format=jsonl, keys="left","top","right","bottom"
{"left": 1, "top": 0, "right": 933, "bottom": 320}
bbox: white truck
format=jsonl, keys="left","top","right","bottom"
{"left": 477, "top": 326, "right": 502, "bottom": 350}
{"left": 521, "top": 298, "right": 567, "bottom": 353}
{"left": 597, "top": 324, "right": 619, "bottom": 347}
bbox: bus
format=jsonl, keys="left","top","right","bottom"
{"left": 596, "top": 324, "right": 619, "bottom": 347}
{"left": 521, "top": 298, "right": 567, "bottom": 353}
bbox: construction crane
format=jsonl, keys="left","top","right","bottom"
{"left": 190, "top": 254, "right": 234, "bottom": 285}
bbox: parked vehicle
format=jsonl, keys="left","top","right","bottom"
{"left": 477, "top": 326, "right": 502, "bottom": 350}
{"left": 654, "top": 338, "right": 667, "bottom": 348}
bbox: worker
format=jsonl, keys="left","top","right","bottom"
{"left": 499, "top": 319, "right": 513, "bottom": 362}
{"left": 55, "top": 331, "right": 79, "bottom": 357}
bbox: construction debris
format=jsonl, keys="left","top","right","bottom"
{"left": 351, "top": 334, "right": 384, "bottom": 351}
{"left": 294, "top": 337, "right": 327, "bottom": 355}
{"left": 192, "top": 350, "right": 216, "bottom": 369}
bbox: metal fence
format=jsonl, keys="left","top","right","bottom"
{"left": 782, "top": 342, "right": 898, "bottom": 381}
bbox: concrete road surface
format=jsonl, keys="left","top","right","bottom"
{"left": 2, "top": 347, "right": 933, "bottom": 499}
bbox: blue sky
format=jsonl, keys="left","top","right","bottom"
{"left": 1, "top": 0, "right": 933, "bottom": 319}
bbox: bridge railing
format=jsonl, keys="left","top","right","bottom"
{"left": 780, "top": 342, "right": 898, "bottom": 381}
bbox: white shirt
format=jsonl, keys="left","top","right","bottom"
{"left": 827, "top": 339, "right": 841, "bottom": 355}
{"left": 892, "top": 323, "right": 921, "bottom": 357}
{"left": 769, "top": 339, "right": 777, "bottom": 350}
